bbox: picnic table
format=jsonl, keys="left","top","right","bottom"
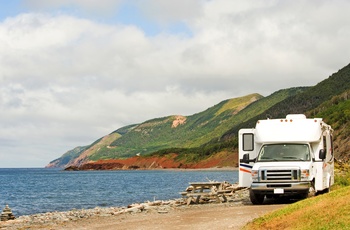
{"left": 180, "top": 181, "right": 232, "bottom": 205}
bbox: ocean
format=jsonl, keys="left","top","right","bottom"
{"left": 0, "top": 168, "right": 238, "bottom": 216}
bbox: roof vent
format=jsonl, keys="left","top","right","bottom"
{"left": 286, "top": 114, "right": 306, "bottom": 119}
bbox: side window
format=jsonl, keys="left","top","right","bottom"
{"left": 330, "top": 135, "right": 334, "bottom": 161}
{"left": 243, "top": 133, "right": 254, "bottom": 151}
{"left": 331, "top": 135, "right": 334, "bottom": 153}
{"left": 323, "top": 136, "right": 327, "bottom": 154}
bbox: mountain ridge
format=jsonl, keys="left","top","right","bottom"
{"left": 47, "top": 63, "right": 350, "bottom": 169}
{"left": 47, "top": 90, "right": 306, "bottom": 168}
{"left": 49, "top": 93, "right": 264, "bottom": 168}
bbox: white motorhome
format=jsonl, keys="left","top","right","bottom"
{"left": 239, "top": 114, "right": 334, "bottom": 204}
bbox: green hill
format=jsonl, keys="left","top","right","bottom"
{"left": 46, "top": 146, "right": 89, "bottom": 168}
{"left": 48, "top": 89, "right": 304, "bottom": 167}
{"left": 218, "top": 63, "right": 350, "bottom": 161}
{"left": 306, "top": 89, "right": 350, "bottom": 161}
{"left": 47, "top": 63, "right": 350, "bottom": 168}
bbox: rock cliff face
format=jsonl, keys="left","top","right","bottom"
{"left": 46, "top": 146, "right": 88, "bottom": 168}
{"left": 65, "top": 151, "right": 238, "bottom": 170}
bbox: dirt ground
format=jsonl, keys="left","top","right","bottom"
{"left": 37, "top": 202, "right": 285, "bottom": 230}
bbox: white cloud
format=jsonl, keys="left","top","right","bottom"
{"left": 138, "top": 0, "right": 204, "bottom": 24}
{"left": 23, "top": 0, "right": 123, "bottom": 16}
{"left": 1, "top": 0, "right": 350, "bottom": 167}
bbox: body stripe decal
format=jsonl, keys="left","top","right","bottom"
{"left": 239, "top": 168, "right": 251, "bottom": 173}
{"left": 239, "top": 163, "right": 253, "bottom": 169}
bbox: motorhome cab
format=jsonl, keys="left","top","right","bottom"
{"left": 239, "top": 114, "right": 334, "bottom": 204}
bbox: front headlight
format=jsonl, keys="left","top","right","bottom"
{"left": 301, "top": 169, "right": 310, "bottom": 181}
{"left": 251, "top": 170, "right": 258, "bottom": 182}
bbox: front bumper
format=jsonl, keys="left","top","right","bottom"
{"left": 251, "top": 182, "right": 310, "bottom": 195}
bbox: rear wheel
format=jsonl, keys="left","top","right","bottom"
{"left": 249, "top": 189, "right": 265, "bottom": 205}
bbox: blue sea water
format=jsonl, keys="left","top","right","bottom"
{"left": 0, "top": 168, "right": 238, "bottom": 216}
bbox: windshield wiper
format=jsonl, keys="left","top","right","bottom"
{"left": 282, "top": 156, "right": 306, "bottom": 161}
{"left": 259, "top": 157, "right": 278, "bottom": 161}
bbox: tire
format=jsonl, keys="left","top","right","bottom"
{"left": 299, "top": 192, "right": 309, "bottom": 199}
{"left": 249, "top": 189, "right": 265, "bottom": 205}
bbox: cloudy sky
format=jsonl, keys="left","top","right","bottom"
{"left": 0, "top": 0, "right": 349, "bottom": 167}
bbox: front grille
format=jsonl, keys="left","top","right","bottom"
{"left": 267, "top": 184, "right": 292, "bottom": 188}
{"left": 260, "top": 169, "right": 300, "bottom": 182}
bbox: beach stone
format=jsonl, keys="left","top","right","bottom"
{"left": 127, "top": 207, "right": 141, "bottom": 213}
{"left": 157, "top": 210, "right": 168, "bottom": 214}
{"left": 144, "top": 206, "right": 158, "bottom": 213}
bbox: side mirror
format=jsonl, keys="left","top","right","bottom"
{"left": 242, "top": 153, "right": 250, "bottom": 163}
{"left": 319, "top": 149, "right": 326, "bottom": 160}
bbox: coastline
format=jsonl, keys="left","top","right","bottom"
{"left": 59, "top": 152, "right": 239, "bottom": 171}
{"left": 2, "top": 168, "right": 238, "bottom": 218}
{"left": 64, "top": 166, "right": 239, "bottom": 172}
{"left": 0, "top": 187, "right": 250, "bottom": 229}
{"left": 130, "top": 166, "right": 238, "bottom": 171}
{"left": 1, "top": 187, "right": 286, "bottom": 230}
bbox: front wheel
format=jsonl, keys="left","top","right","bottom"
{"left": 249, "top": 189, "right": 265, "bottom": 205}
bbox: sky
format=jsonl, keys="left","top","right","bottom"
{"left": 0, "top": 0, "right": 349, "bottom": 168}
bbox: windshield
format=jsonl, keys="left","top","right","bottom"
{"left": 257, "top": 144, "right": 310, "bottom": 162}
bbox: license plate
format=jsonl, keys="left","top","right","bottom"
{"left": 274, "top": 188, "right": 284, "bottom": 194}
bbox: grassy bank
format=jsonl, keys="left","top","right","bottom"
{"left": 243, "top": 168, "right": 350, "bottom": 230}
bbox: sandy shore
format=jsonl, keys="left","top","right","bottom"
{"left": 0, "top": 188, "right": 286, "bottom": 230}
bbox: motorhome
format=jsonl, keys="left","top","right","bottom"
{"left": 239, "top": 114, "right": 334, "bottom": 204}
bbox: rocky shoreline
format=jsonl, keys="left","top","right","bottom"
{"left": 0, "top": 185, "right": 249, "bottom": 229}
{"left": 0, "top": 199, "right": 183, "bottom": 229}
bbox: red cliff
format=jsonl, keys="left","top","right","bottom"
{"left": 65, "top": 151, "right": 238, "bottom": 170}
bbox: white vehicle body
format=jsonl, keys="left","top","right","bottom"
{"left": 239, "top": 114, "right": 334, "bottom": 204}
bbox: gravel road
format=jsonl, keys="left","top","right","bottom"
{"left": 67, "top": 202, "right": 285, "bottom": 230}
